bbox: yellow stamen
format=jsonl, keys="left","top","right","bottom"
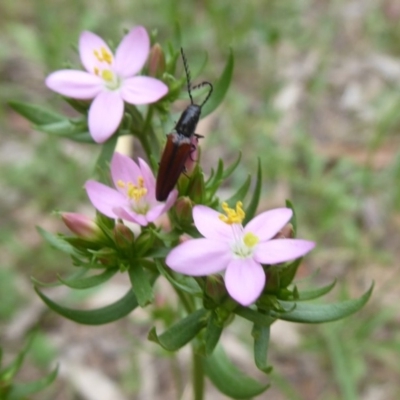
{"left": 101, "top": 69, "right": 114, "bottom": 82}
{"left": 93, "top": 47, "right": 113, "bottom": 64}
{"left": 243, "top": 232, "right": 259, "bottom": 248}
{"left": 219, "top": 201, "right": 245, "bottom": 225}
{"left": 94, "top": 67, "right": 99, "bottom": 76}
{"left": 117, "top": 180, "right": 126, "bottom": 189}
{"left": 125, "top": 177, "right": 147, "bottom": 201}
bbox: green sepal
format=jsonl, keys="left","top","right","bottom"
{"left": 202, "top": 48, "right": 234, "bottom": 118}
{"left": 235, "top": 306, "right": 276, "bottom": 326}
{"left": 296, "top": 280, "right": 337, "bottom": 301}
{"left": 128, "top": 264, "right": 154, "bottom": 307}
{"left": 37, "top": 227, "right": 83, "bottom": 258}
{"left": 148, "top": 308, "right": 209, "bottom": 351}
{"left": 204, "top": 311, "right": 223, "bottom": 356}
{"left": 57, "top": 268, "right": 118, "bottom": 290}
{"left": 35, "top": 287, "right": 139, "bottom": 325}
{"left": 6, "top": 366, "right": 58, "bottom": 400}
{"left": 243, "top": 158, "right": 262, "bottom": 225}
{"left": 252, "top": 324, "right": 273, "bottom": 374}
{"left": 8, "top": 101, "right": 64, "bottom": 125}
{"left": 203, "top": 345, "right": 270, "bottom": 399}
{"left": 265, "top": 258, "right": 303, "bottom": 293}
{"left": 273, "top": 284, "right": 373, "bottom": 323}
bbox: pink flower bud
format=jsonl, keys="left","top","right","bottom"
{"left": 148, "top": 43, "right": 166, "bottom": 78}
{"left": 61, "top": 213, "right": 103, "bottom": 240}
{"left": 113, "top": 223, "right": 135, "bottom": 248}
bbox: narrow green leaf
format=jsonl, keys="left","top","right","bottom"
{"left": 204, "top": 312, "right": 223, "bottom": 356}
{"left": 7, "top": 366, "right": 58, "bottom": 400}
{"left": 202, "top": 49, "right": 234, "bottom": 117}
{"left": 243, "top": 158, "right": 262, "bottom": 224}
{"left": 206, "top": 159, "right": 224, "bottom": 189}
{"left": 296, "top": 280, "right": 337, "bottom": 301}
{"left": 252, "top": 324, "right": 273, "bottom": 374}
{"left": 128, "top": 264, "right": 154, "bottom": 307}
{"left": 58, "top": 268, "right": 118, "bottom": 289}
{"left": 221, "top": 152, "right": 242, "bottom": 180}
{"left": 203, "top": 345, "right": 270, "bottom": 399}
{"left": 37, "top": 227, "right": 83, "bottom": 258}
{"left": 225, "top": 175, "right": 251, "bottom": 206}
{"left": 95, "top": 134, "right": 118, "bottom": 182}
{"left": 35, "top": 118, "right": 87, "bottom": 136}
{"left": 148, "top": 308, "right": 208, "bottom": 351}
{"left": 8, "top": 101, "right": 64, "bottom": 124}
{"left": 35, "top": 287, "right": 139, "bottom": 325}
{"left": 273, "top": 284, "right": 373, "bottom": 323}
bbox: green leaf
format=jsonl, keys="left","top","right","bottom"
{"left": 204, "top": 311, "right": 223, "bottom": 356}
{"left": 128, "top": 264, "right": 154, "bottom": 307}
{"left": 35, "top": 287, "right": 139, "bottom": 325}
{"left": 203, "top": 345, "right": 270, "bottom": 399}
{"left": 252, "top": 324, "right": 273, "bottom": 374}
{"left": 35, "top": 118, "right": 87, "bottom": 136}
{"left": 8, "top": 101, "right": 64, "bottom": 125}
{"left": 148, "top": 308, "right": 208, "bottom": 351}
{"left": 273, "top": 284, "right": 373, "bottom": 323}
{"left": 58, "top": 268, "right": 118, "bottom": 289}
{"left": 274, "top": 257, "right": 302, "bottom": 289}
{"left": 37, "top": 227, "right": 83, "bottom": 258}
{"left": 221, "top": 152, "right": 242, "bottom": 180}
{"left": 296, "top": 280, "right": 337, "bottom": 301}
{"left": 243, "top": 158, "right": 262, "bottom": 225}
{"left": 95, "top": 134, "right": 118, "bottom": 182}
{"left": 225, "top": 175, "right": 251, "bottom": 206}
{"left": 202, "top": 48, "right": 234, "bottom": 117}
{"left": 7, "top": 366, "right": 58, "bottom": 400}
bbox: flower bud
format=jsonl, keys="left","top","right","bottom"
{"left": 62, "top": 213, "right": 104, "bottom": 241}
{"left": 273, "top": 223, "right": 294, "bottom": 239}
{"left": 174, "top": 196, "right": 193, "bottom": 225}
{"left": 186, "top": 166, "right": 206, "bottom": 203}
{"left": 205, "top": 274, "right": 228, "bottom": 305}
{"left": 113, "top": 223, "right": 135, "bottom": 249}
{"left": 148, "top": 43, "right": 166, "bottom": 78}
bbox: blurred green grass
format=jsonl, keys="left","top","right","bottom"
{"left": 1, "top": 0, "right": 400, "bottom": 399}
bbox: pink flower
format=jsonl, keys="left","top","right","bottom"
{"left": 85, "top": 152, "right": 177, "bottom": 226}
{"left": 166, "top": 202, "right": 315, "bottom": 306}
{"left": 46, "top": 27, "right": 168, "bottom": 143}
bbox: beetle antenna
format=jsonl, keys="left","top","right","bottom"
{"left": 180, "top": 47, "right": 194, "bottom": 105}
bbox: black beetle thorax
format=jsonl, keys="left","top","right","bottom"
{"left": 175, "top": 104, "right": 201, "bottom": 137}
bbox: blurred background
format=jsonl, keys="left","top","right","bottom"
{"left": 1, "top": 0, "right": 400, "bottom": 399}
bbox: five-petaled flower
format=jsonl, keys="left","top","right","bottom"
{"left": 85, "top": 152, "right": 177, "bottom": 226}
{"left": 166, "top": 202, "right": 315, "bottom": 306}
{"left": 46, "top": 26, "right": 168, "bottom": 143}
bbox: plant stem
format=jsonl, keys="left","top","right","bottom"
{"left": 192, "top": 346, "right": 205, "bottom": 400}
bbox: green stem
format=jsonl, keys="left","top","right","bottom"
{"left": 94, "top": 133, "right": 118, "bottom": 182}
{"left": 192, "top": 348, "right": 205, "bottom": 400}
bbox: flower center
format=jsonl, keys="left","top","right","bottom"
{"left": 117, "top": 177, "right": 149, "bottom": 214}
{"left": 92, "top": 47, "right": 120, "bottom": 90}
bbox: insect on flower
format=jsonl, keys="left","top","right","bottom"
{"left": 156, "top": 48, "right": 213, "bottom": 201}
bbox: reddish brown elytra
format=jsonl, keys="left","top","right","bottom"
{"left": 156, "top": 48, "right": 213, "bottom": 201}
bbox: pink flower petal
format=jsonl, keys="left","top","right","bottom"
{"left": 225, "top": 258, "right": 265, "bottom": 306}
{"left": 146, "top": 189, "right": 178, "bottom": 221}
{"left": 88, "top": 91, "right": 124, "bottom": 143}
{"left": 113, "top": 206, "right": 148, "bottom": 226}
{"left": 45, "top": 70, "right": 102, "bottom": 99}
{"left": 193, "top": 206, "right": 233, "bottom": 241}
{"left": 245, "top": 208, "right": 293, "bottom": 241}
{"left": 254, "top": 239, "right": 315, "bottom": 265}
{"left": 120, "top": 76, "right": 168, "bottom": 105}
{"left": 110, "top": 152, "right": 141, "bottom": 192}
{"left": 166, "top": 239, "right": 232, "bottom": 276}
{"left": 85, "top": 180, "right": 126, "bottom": 218}
{"left": 79, "top": 31, "right": 114, "bottom": 73}
{"left": 138, "top": 158, "right": 156, "bottom": 193}
{"left": 114, "top": 26, "right": 150, "bottom": 78}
